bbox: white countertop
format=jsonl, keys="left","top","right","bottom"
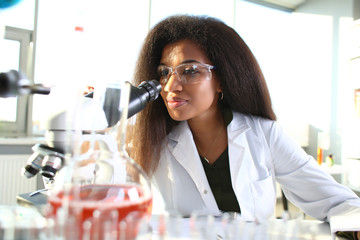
{"left": 149, "top": 215, "right": 342, "bottom": 240}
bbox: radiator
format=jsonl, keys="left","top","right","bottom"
{"left": 0, "top": 154, "right": 37, "bottom": 205}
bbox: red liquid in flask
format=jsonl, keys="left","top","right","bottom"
{"left": 48, "top": 184, "right": 152, "bottom": 239}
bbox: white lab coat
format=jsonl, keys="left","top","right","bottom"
{"left": 151, "top": 111, "right": 360, "bottom": 233}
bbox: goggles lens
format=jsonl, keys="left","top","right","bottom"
{"left": 157, "top": 63, "right": 214, "bottom": 85}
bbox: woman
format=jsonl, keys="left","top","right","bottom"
{"left": 127, "top": 15, "right": 360, "bottom": 238}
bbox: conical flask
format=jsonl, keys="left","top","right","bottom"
{"left": 45, "top": 81, "right": 153, "bottom": 240}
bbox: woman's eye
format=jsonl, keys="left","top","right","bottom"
{"left": 182, "top": 66, "right": 199, "bottom": 75}
{"left": 159, "top": 69, "right": 169, "bottom": 77}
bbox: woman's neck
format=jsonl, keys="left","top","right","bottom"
{"left": 188, "top": 107, "right": 227, "bottom": 164}
{"left": 188, "top": 108, "right": 223, "bottom": 135}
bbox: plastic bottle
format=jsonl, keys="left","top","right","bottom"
{"left": 317, "top": 147, "right": 323, "bottom": 165}
{"left": 325, "top": 154, "right": 334, "bottom": 167}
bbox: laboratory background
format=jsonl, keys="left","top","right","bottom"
{"left": 0, "top": 0, "right": 360, "bottom": 239}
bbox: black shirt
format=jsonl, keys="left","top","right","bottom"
{"left": 200, "top": 149, "right": 240, "bottom": 213}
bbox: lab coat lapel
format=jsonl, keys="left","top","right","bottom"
{"left": 168, "top": 121, "right": 220, "bottom": 213}
{"left": 227, "top": 113, "right": 256, "bottom": 220}
{"left": 227, "top": 112, "right": 251, "bottom": 185}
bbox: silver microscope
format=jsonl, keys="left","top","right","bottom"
{"left": 21, "top": 79, "right": 161, "bottom": 185}
{"left": 0, "top": 69, "right": 161, "bottom": 191}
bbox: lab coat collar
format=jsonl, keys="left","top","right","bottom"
{"left": 166, "top": 112, "right": 252, "bottom": 172}
{"left": 229, "top": 112, "right": 251, "bottom": 134}
{"left": 167, "top": 112, "right": 252, "bottom": 214}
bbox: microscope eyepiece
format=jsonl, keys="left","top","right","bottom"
{"left": 138, "top": 79, "right": 161, "bottom": 102}
{"left": 102, "top": 79, "right": 161, "bottom": 127}
{"left": 127, "top": 80, "right": 161, "bottom": 119}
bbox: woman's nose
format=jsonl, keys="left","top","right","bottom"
{"left": 163, "top": 73, "right": 183, "bottom": 92}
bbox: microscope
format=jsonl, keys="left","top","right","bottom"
{"left": 0, "top": 69, "right": 161, "bottom": 189}
{"left": 1, "top": 69, "right": 162, "bottom": 238}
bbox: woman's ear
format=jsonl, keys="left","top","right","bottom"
{"left": 218, "top": 91, "right": 224, "bottom": 101}
{"left": 216, "top": 80, "right": 222, "bottom": 92}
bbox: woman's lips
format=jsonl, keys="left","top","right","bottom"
{"left": 166, "top": 97, "right": 187, "bottom": 108}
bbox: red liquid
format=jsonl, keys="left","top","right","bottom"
{"left": 48, "top": 184, "right": 152, "bottom": 239}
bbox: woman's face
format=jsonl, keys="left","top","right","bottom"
{"left": 159, "top": 39, "right": 221, "bottom": 121}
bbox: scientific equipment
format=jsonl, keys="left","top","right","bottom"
{"left": 0, "top": 206, "right": 49, "bottom": 240}
{"left": 0, "top": 70, "right": 51, "bottom": 98}
{"left": 20, "top": 79, "right": 160, "bottom": 239}
{"left": 21, "top": 79, "right": 161, "bottom": 180}
{"left": 317, "top": 132, "right": 330, "bottom": 165}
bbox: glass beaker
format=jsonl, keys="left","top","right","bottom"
{"left": 45, "top": 82, "right": 153, "bottom": 240}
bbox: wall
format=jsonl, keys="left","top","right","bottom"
{"left": 0, "top": 139, "right": 44, "bottom": 205}
{"left": 235, "top": 0, "right": 355, "bottom": 166}
{"left": 293, "top": 0, "right": 354, "bottom": 164}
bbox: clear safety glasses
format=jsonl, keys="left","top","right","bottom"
{"left": 157, "top": 63, "right": 215, "bottom": 85}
